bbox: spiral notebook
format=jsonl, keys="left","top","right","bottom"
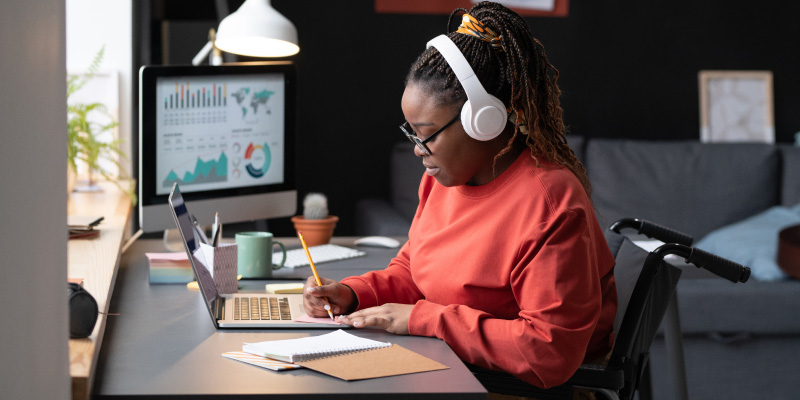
{"left": 242, "top": 330, "right": 449, "bottom": 381}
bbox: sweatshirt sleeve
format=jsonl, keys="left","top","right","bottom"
{"left": 408, "top": 209, "right": 611, "bottom": 388}
{"left": 340, "top": 241, "right": 425, "bottom": 310}
{"left": 341, "top": 173, "right": 431, "bottom": 310}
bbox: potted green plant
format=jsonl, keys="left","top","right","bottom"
{"left": 67, "top": 46, "right": 135, "bottom": 203}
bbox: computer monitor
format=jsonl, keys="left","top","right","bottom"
{"left": 138, "top": 62, "right": 297, "bottom": 233}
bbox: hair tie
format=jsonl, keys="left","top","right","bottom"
{"left": 508, "top": 111, "right": 529, "bottom": 135}
{"left": 455, "top": 13, "right": 505, "bottom": 52}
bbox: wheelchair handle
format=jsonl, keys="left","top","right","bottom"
{"left": 686, "top": 247, "right": 751, "bottom": 283}
{"left": 610, "top": 218, "right": 694, "bottom": 246}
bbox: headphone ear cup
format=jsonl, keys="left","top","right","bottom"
{"left": 460, "top": 101, "right": 476, "bottom": 138}
{"left": 462, "top": 95, "right": 507, "bottom": 141}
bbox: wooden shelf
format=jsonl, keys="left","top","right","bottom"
{"left": 67, "top": 182, "right": 133, "bottom": 400}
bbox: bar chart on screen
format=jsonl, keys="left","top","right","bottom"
{"left": 154, "top": 73, "right": 286, "bottom": 196}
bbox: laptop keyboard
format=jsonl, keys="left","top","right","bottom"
{"left": 233, "top": 296, "right": 292, "bottom": 320}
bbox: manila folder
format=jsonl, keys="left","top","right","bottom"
{"left": 296, "top": 344, "right": 449, "bottom": 381}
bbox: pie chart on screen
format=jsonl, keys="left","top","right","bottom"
{"left": 245, "top": 142, "right": 271, "bottom": 178}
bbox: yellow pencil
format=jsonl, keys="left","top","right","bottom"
{"left": 297, "top": 231, "right": 335, "bottom": 320}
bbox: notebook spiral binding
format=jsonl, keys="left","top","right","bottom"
{"left": 293, "top": 342, "right": 391, "bottom": 362}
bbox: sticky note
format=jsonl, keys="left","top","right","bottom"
{"left": 266, "top": 282, "right": 304, "bottom": 294}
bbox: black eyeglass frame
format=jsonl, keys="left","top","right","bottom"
{"left": 399, "top": 114, "right": 460, "bottom": 155}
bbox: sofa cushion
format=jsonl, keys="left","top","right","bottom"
{"left": 673, "top": 278, "right": 800, "bottom": 334}
{"left": 565, "top": 134, "right": 584, "bottom": 162}
{"left": 386, "top": 138, "right": 587, "bottom": 222}
{"left": 386, "top": 137, "right": 590, "bottom": 221}
{"left": 780, "top": 145, "right": 800, "bottom": 206}
{"left": 586, "top": 139, "right": 780, "bottom": 240}
{"left": 354, "top": 198, "right": 413, "bottom": 236}
{"left": 695, "top": 203, "right": 800, "bottom": 281}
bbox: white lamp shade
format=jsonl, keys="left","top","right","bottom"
{"left": 215, "top": 0, "right": 299, "bottom": 58}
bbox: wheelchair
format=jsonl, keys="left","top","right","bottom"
{"left": 469, "top": 218, "right": 750, "bottom": 400}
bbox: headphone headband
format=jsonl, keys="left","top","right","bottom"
{"left": 426, "top": 35, "right": 506, "bottom": 141}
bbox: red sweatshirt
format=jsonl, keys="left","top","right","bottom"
{"left": 341, "top": 152, "right": 616, "bottom": 388}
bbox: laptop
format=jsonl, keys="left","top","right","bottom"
{"left": 168, "top": 183, "right": 343, "bottom": 329}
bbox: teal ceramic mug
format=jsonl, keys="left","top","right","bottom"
{"left": 235, "top": 232, "right": 287, "bottom": 278}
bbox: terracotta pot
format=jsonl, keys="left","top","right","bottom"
{"left": 291, "top": 215, "right": 339, "bottom": 246}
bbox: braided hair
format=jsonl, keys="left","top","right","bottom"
{"left": 406, "top": 1, "right": 591, "bottom": 197}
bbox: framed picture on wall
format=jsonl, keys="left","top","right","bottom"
{"left": 375, "top": 0, "right": 569, "bottom": 17}
{"left": 699, "top": 70, "right": 774, "bottom": 143}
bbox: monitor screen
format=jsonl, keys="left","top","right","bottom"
{"left": 139, "top": 63, "right": 297, "bottom": 233}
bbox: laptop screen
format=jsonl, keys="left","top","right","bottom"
{"left": 168, "top": 183, "right": 219, "bottom": 321}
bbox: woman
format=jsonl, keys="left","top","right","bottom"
{"left": 304, "top": 1, "right": 616, "bottom": 389}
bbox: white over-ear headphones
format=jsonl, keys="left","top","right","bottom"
{"left": 427, "top": 34, "right": 507, "bottom": 141}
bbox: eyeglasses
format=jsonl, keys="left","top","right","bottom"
{"left": 399, "top": 114, "right": 460, "bottom": 156}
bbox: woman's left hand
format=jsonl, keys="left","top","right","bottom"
{"left": 337, "top": 303, "right": 413, "bottom": 335}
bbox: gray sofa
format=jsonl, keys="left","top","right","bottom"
{"left": 355, "top": 138, "right": 800, "bottom": 400}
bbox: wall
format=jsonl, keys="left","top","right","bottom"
{"left": 140, "top": 0, "right": 800, "bottom": 236}
{"left": 0, "top": 0, "right": 71, "bottom": 398}
{"left": 67, "top": 0, "right": 133, "bottom": 177}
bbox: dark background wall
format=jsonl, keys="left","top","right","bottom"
{"left": 134, "top": 0, "right": 800, "bottom": 236}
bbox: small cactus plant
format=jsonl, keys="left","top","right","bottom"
{"left": 302, "top": 193, "right": 329, "bottom": 220}
{"left": 293, "top": 193, "right": 338, "bottom": 246}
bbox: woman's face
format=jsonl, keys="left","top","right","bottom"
{"left": 401, "top": 83, "right": 501, "bottom": 187}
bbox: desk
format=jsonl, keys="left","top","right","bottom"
{"left": 68, "top": 182, "right": 133, "bottom": 400}
{"left": 93, "top": 237, "right": 488, "bottom": 399}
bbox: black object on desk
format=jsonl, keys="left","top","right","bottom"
{"left": 68, "top": 282, "right": 98, "bottom": 338}
{"left": 93, "top": 238, "right": 487, "bottom": 399}
{"left": 68, "top": 215, "right": 104, "bottom": 239}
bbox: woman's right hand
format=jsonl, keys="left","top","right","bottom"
{"left": 302, "top": 276, "right": 357, "bottom": 317}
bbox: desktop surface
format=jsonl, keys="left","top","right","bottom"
{"left": 93, "top": 237, "right": 487, "bottom": 399}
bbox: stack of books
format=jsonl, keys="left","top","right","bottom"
{"left": 146, "top": 252, "right": 193, "bottom": 284}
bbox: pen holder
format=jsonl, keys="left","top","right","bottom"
{"left": 194, "top": 243, "right": 238, "bottom": 295}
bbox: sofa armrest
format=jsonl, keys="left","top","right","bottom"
{"left": 780, "top": 144, "right": 800, "bottom": 206}
{"left": 354, "top": 198, "right": 412, "bottom": 237}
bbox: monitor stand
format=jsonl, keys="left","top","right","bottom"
{"left": 254, "top": 219, "right": 268, "bottom": 232}
{"left": 162, "top": 228, "right": 185, "bottom": 252}
{"left": 162, "top": 219, "right": 269, "bottom": 251}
